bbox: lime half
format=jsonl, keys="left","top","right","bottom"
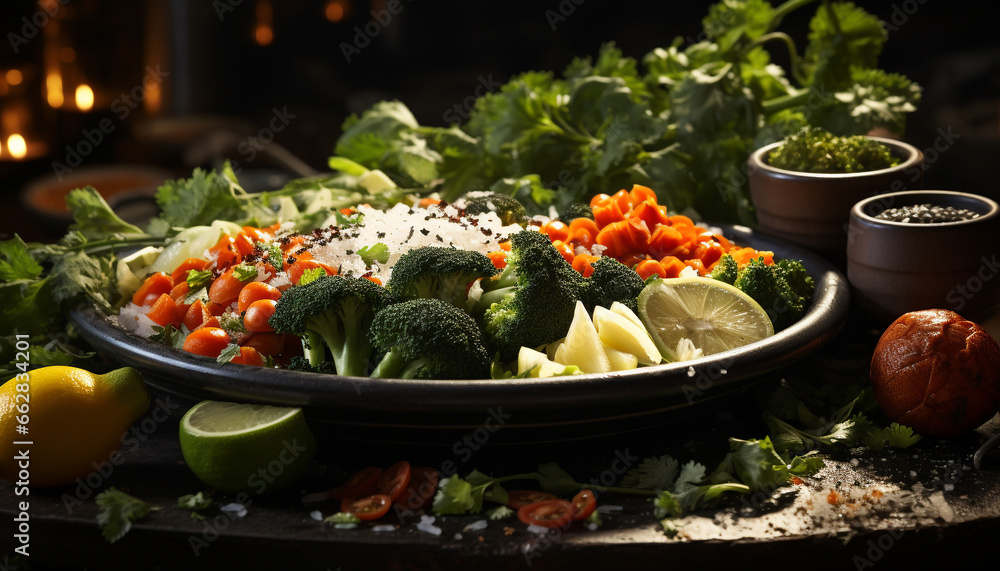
{"left": 179, "top": 401, "right": 316, "bottom": 495}
{"left": 638, "top": 277, "right": 774, "bottom": 360}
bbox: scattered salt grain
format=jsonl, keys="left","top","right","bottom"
{"left": 585, "top": 522, "right": 599, "bottom": 531}
{"left": 453, "top": 533, "right": 463, "bottom": 540}
{"left": 687, "top": 366, "right": 696, "bottom": 378}
{"left": 527, "top": 524, "right": 550, "bottom": 535}
{"left": 309, "top": 510, "right": 323, "bottom": 521}
{"left": 463, "top": 519, "right": 488, "bottom": 532}
{"left": 944, "top": 483, "right": 955, "bottom": 492}
{"left": 416, "top": 515, "right": 442, "bottom": 536}
{"left": 909, "top": 471, "right": 917, "bottom": 478}
{"left": 220, "top": 503, "right": 248, "bottom": 518}
{"left": 372, "top": 524, "right": 396, "bottom": 532}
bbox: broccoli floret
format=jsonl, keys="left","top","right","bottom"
{"left": 463, "top": 193, "right": 529, "bottom": 226}
{"left": 386, "top": 246, "right": 499, "bottom": 309}
{"left": 285, "top": 355, "right": 337, "bottom": 375}
{"left": 269, "top": 274, "right": 389, "bottom": 376}
{"left": 474, "top": 230, "right": 589, "bottom": 360}
{"left": 369, "top": 298, "right": 491, "bottom": 379}
{"left": 732, "top": 257, "right": 814, "bottom": 331}
{"left": 709, "top": 254, "right": 739, "bottom": 285}
{"left": 560, "top": 202, "right": 593, "bottom": 221}
{"left": 776, "top": 258, "right": 815, "bottom": 301}
{"left": 584, "top": 256, "right": 647, "bottom": 313}
{"left": 766, "top": 126, "right": 900, "bottom": 173}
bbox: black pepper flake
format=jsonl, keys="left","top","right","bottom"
{"left": 436, "top": 235, "right": 443, "bottom": 242}
{"left": 482, "top": 228, "right": 493, "bottom": 236}
{"left": 420, "top": 228, "right": 430, "bottom": 236}
{"left": 345, "top": 249, "right": 354, "bottom": 255}
{"left": 377, "top": 232, "right": 386, "bottom": 239}
{"left": 407, "top": 227, "right": 415, "bottom": 240}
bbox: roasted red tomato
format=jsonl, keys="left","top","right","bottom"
{"left": 570, "top": 489, "right": 597, "bottom": 521}
{"left": 396, "top": 466, "right": 439, "bottom": 511}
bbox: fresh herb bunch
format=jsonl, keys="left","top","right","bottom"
{"left": 327, "top": 0, "right": 920, "bottom": 225}
{"left": 766, "top": 126, "right": 902, "bottom": 173}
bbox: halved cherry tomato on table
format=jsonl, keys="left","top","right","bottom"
{"left": 344, "top": 494, "right": 392, "bottom": 521}
{"left": 395, "top": 466, "right": 439, "bottom": 511}
{"left": 570, "top": 489, "right": 597, "bottom": 521}
{"left": 329, "top": 466, "right": 382, "bottom": 501}
{"left": 375, "top": 461, "right": 411, "bottom": 503}
{"left": 517, "top": 499, "right": 574, "bottom": 529}
{"left": 506, "top": 490, "right": 559, "bottom": 510}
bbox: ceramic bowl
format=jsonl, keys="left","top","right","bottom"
{"left": 847, "top": 190, "right": 1000, "bottom": 322}
{"left": 748, "top": 137, "right": 925, "bottom": 261}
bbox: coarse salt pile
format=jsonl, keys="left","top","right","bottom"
{"left": 298, "top": 202, "right": 525, "bottom": 284}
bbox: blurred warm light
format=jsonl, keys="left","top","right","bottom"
{"left": 46, "top": 72, "right": 63, "bottom": 108}
{"left": 58, "top": 47, "right": 76, "bottom": 63}
{"left": 5, "top": 69, "right": 23, "bottom": 86}
{"left": 325, "top": 0, "right": 349, "bottom": 22}
{"left": 7, "top": 134, "right": 27, "bottom": 160}
{"left": 255, "top": 0, "right": 274, "bottom": 46}
{"left": 75, "top": 84, "right": 94, "bottom": 111}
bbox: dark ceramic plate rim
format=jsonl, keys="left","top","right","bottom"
{"left": 71, "top": 224, "right": 850, "bottom": 433}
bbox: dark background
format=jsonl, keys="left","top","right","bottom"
{"left": 2, "top": 0, "right": 999, "bottom": 240}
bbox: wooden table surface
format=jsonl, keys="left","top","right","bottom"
{"left": 3, "top": 309, "right": 1000, "bottom": 571}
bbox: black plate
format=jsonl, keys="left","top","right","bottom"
{"left": 71, "top": 225, "right": 850, "bottom": 444}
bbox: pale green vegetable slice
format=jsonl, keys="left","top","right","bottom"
{"left": 593, "top": 305, "right": 662, "bottom": 366}
{"left": 638, "top": 277, "right": 774, "bottom": 360}
{"left": 553, "top": 301, "right": 611, "bottom": 374}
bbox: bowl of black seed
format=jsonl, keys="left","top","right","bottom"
{"left": 847, "top": 191, "right": 1000, "bottom": 322}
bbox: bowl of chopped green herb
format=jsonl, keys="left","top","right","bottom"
{"left": 847, "top": 190, "right": 1000, "bottom": 322}
{"left": 747, "top": 127, "right": 924, "bottom": 261}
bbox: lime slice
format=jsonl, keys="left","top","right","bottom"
{"left": 179, "top": 401, "right": 316, "bottom": 495}
{"left": 638, "top": 277, "right": 774, "bottom": 360}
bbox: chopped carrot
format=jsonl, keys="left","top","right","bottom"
{"left": 635, "top": 259, "right": 666, "bottom": 280}
{"left": 146, "top": 293, "right": 186, "bottom": 327}
{"left": 132, "top": 272, "right": 173, "bottom": 307}
{"left": 487, "top": 250, "right": 508, "bottom": 269}
{"left": 418, "top": 197, "right": 442, "bottom": 208}
{"left": 571, "top": 254, "right": 599, "bottom": 277}
{"left": 170, "top": 258, "right": 210, "bottom": 286}
{"left": 538, "top": 220, "right": 569, "bottom": 243}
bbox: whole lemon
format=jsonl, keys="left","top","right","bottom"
{"left": 870, "top": 309, "right": 1000, "bottom": 436}
{"left": 0, "top": 366, "right": 151, "bottom": 487}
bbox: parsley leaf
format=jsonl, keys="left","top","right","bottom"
{"left": 177, "top": 492, "right": 214, "bottom": 520}
{"left": 186, "top": 269, "right": 213, "bottom": 291}
{"left": 298, "top": 267, "right": 325, "bottom": 286}
{"left": 96, "top": 487, "right": 150, "bottom": 543}
{"left": 65, "top": 187, "right": 145, "bottom": 239}
{"left": 216, "top": 343, "right": 241, "bottom": 364}
{"left": 357, "top": 242, "right": 390, "bottom": 266}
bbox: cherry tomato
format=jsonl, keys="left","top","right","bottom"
{"left": 242, "top": 332, "right": 286, "bottom": 357}
{"left": 396, "top": 466, "right": 439, "bottom": 511}
{"left": 238, "top": 281, "right": 281, "bottom": 313}
{"left": 182, "top": 327, "right": 231, "bottom": 358}
{"left": 375, "top": 461, "right": 411, "bottom": 503}
{"left": 570, "top": 489, "right": 597, "bottom": 521}
{"left": 132, "top": 272, "right": 173, "bottom": 307}
{"left": 208, "top": 234, "right": 241, "bottom": 270}
{"left": 209, "top": 267, "right": 249, "bottom": 306}
{"left": 230, "top": 346, "right": 265, "bottom": 367}
{"left": 329, "top": 467, "right": 382, "bottom": 501}
{"left": 345, "top": 494, "right": 392, "bottom": 521}
{"left": 243, "top": 299, "right": 277, "bottom": 332}
{"left": 517, "top": 499, "right": 574, "bottom": 529}
{"left": 506, "top": 490, "right": 559, "bottom": 510}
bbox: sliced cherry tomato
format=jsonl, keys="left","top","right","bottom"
{"left": 287, "top": 258, "right": 337, "bottom": 285}
{"left": 182, "top": 327, "right": 231, "bottom": 358}
{"left": 375, "top": 461, "right": 411, "bottom": 503}
{"left": 208, "top": 234, "right": 241, "bottom": 270}
{"left": 570, "top": 489, "right": 597, "bottom": 521}
{"left": 506, "top": 490, "right": 559, "bottom": 510}
{"left": 232, "top": 232, "right": 255, "bottom": 257}
{"left": 517, "top": 499, "right": 574, "bottom": 528}
{"left": 169, "top": 280, "right": 190, "bottom": 301}
{"left": 345, "top": 494, "right": 392, "bottom": 521}
{"left": 241, "top": 225, "right": 272, "bottom": 244}
{"left": 238, "top": 281, "right": 281, "bottom": 313}
{"left": 395, "top": 466, "right": 439, "bottom": 511}
{"left": 146, "top": 293, "right": 186, "bottom": 327}
{"left": 132, "top": 272, "right": 173, "bottom": 307}
{"left": 243, "top": 299, "right": 277, "bottom": 332}
{"left": 183, "top": 299, "right": 220, "bottom": 331}
{"left": 170, "top": 257, "right": 210, "bottom": 286}
{"left": 329, "top": 466, "right": 382, "bottom": 501}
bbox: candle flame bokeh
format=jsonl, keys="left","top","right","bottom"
{"left": 7, "top": 134, "right": 27, "bottom": 160}
{"left": 75, "top": 84, "right": 94, "bottom": 111}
